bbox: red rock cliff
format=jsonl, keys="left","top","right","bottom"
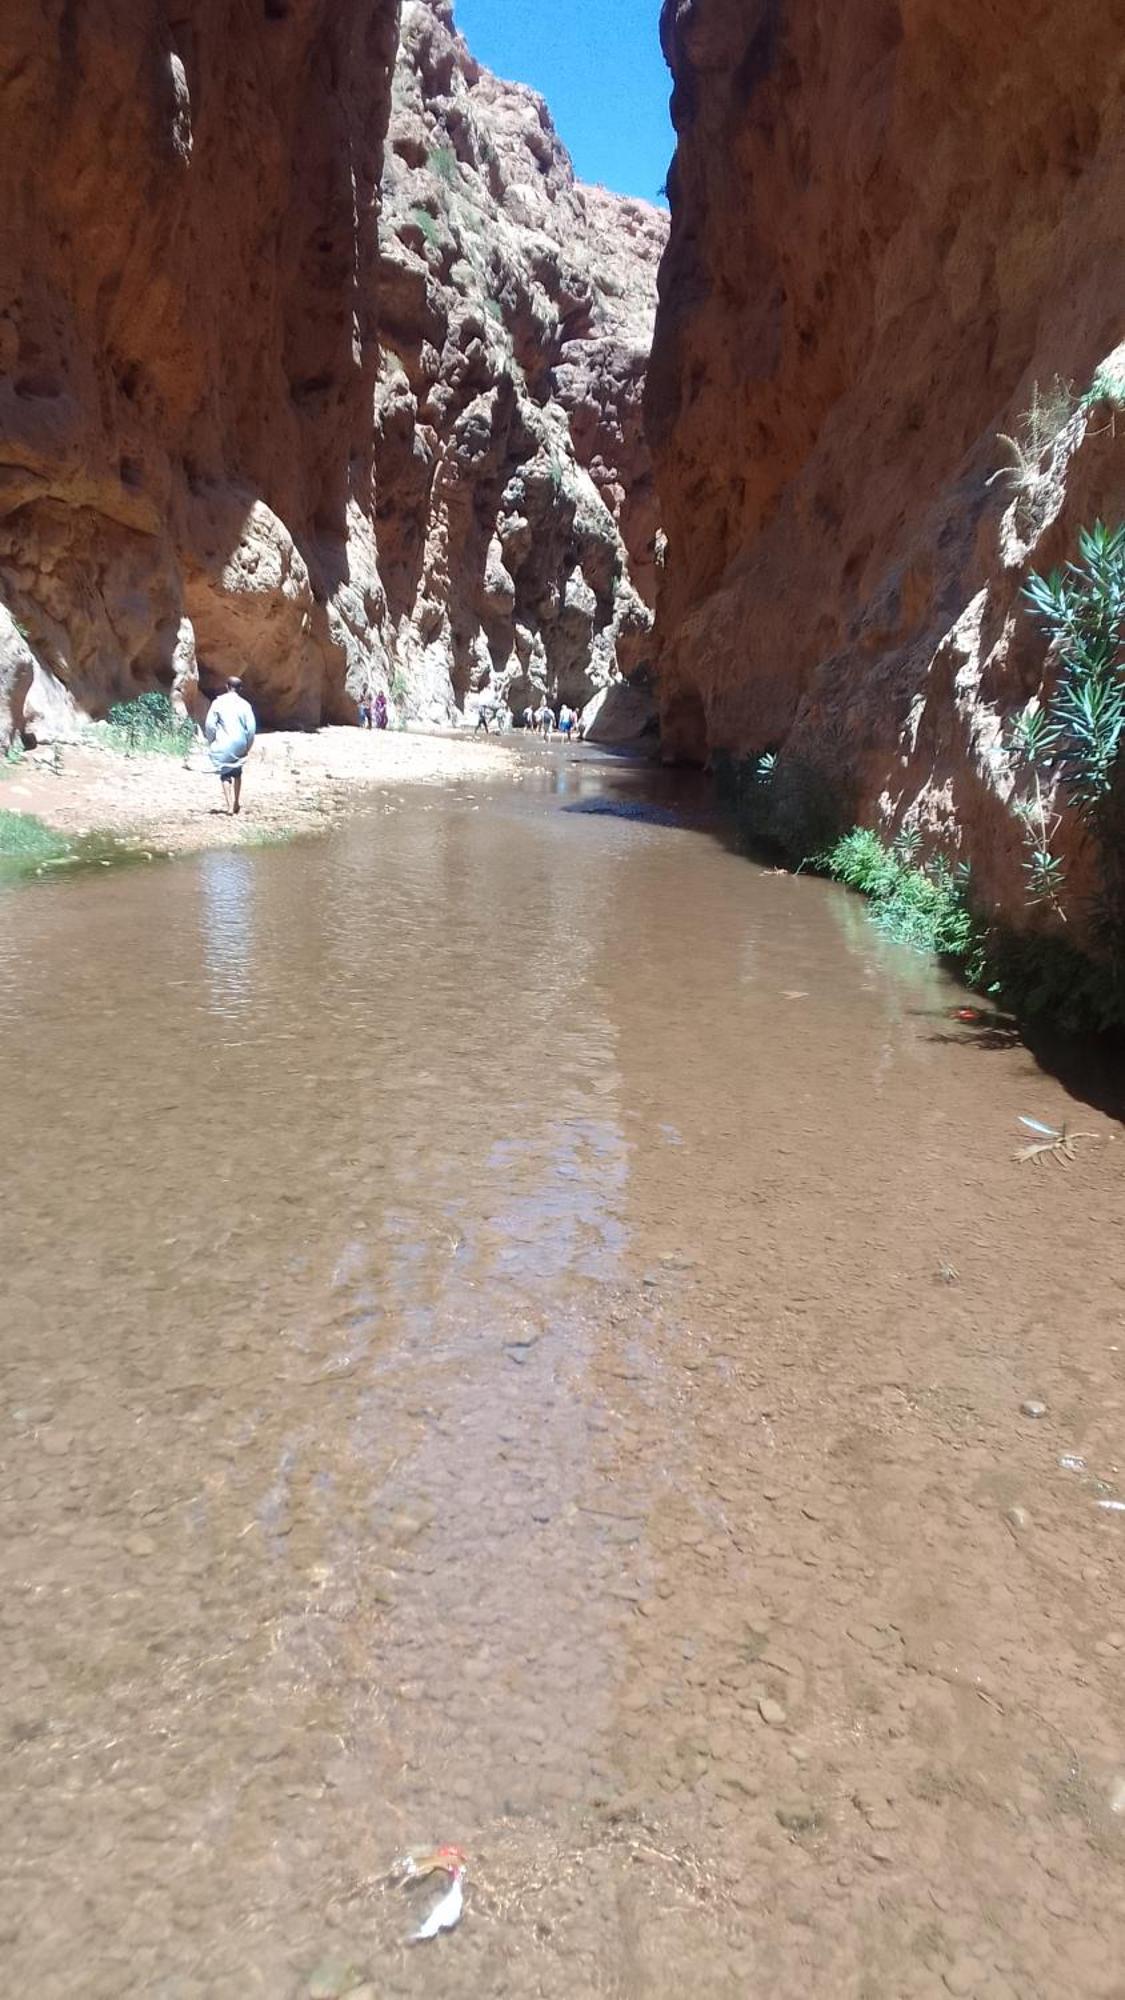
{"left": 0, "top": 0, "right": 666, "bottom": 743}
{"left": 648, "top": 0, "right": 1125, "bottom": 924}
{"left": 0, "top": 0, "right": 401, "bottom": 738}
{"left": 374, "top": 0, "right": 666, "bottom": 730}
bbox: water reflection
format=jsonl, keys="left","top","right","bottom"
{"left": 198, "top": 848, "right": 256, "bottom": 1019}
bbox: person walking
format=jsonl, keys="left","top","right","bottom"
{"left": 204, "top": 675, "right": 257, "bottom": 815}
{"left": 373, "top": 690, "right": 389, "bottom": 730}
{"left": 537, "top": 700, "right": 554, "bottom": 741}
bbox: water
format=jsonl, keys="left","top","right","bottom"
{"left": 1, "top": 753, "right": 1122, "bottom": 1998}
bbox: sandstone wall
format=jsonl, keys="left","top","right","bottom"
{"left": 375, "top": 0, "right": 667, "bottom": 728}
{"left": 0, "top": 0, "right": 666, "bottom": 745}
{"left": 648, "top": 0, "right": 1125, "bottom": 926}
{"left": 0, "top": 0, "right": 401, "bottom": 741}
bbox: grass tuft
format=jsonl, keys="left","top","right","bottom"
{"left": 0, "top": 809, "right": 71, "bottom": 866}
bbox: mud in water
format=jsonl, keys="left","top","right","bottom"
{"left": 1, "top": 751, "right": 1123, "bottom": 1999}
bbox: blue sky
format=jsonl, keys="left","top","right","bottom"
{"left": 453, "top": 0, "right": 673, "bottom": 204}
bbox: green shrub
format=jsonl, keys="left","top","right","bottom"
{"left": 815, "top": 824, "right": 1123, "bottom": 1032}
{"left": 823, "top": 826, "right": 899, "bottom": 898}
{"left": 821, "top": 830, "right": 978, "bottom": 963}
{"left": 409, "top": 207, "right": 444, "bottom": 251}
{"left": 1013, "top": 520, "right": 1125, "bottom": 943}
{"left": 100, "top": 690, "right": 195, "bottom": 756}
{"left": 427, "top": 144, "right": 458, "bottom": 185}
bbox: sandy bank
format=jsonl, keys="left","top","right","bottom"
{"left": 0, "top": 728, "right": 528, "bottom": 855}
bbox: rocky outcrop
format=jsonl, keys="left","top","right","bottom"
{"left": 0, "top": 0, "right": 665, "bottom": 745}
{"left": 0, "top": 0, "right": 401, "bottom": 743}
{"left": 374, "top": 0, "right": 666, "bottom": 727}
{"left": 648, "top": 0, "right": 1125, "bottom": 926}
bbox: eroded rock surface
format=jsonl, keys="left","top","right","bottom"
{"left": 648, "top": 0, "right": 1125, "bottom": 923}
{"left": 376, "top": 0, "right": 666, "bottom": 726}
{"left": 0, "top": 0, "right": 400, "bottom": 741}
{"left": 0, "top": 0, "right": 665, "bottom": 743}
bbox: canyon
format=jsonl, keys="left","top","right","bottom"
{"left": 0, "top": 0, "right": 664, "bottom": 744}
{"left": 3, "top": 0, "right": 1124, "bottom": 947}
{"left": 648, "top": 0, "right": 1125, "bottom": 932}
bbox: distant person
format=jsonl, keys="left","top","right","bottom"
{"left": 537, "top": 701, "right": 554, "bottom": 740}
{"left": 559, "top": 703, "right": 574, "bottom": 740}
{"left": 374, "top": 690, "right": 389, "bottom": 730}
{"left": 358, "top": 691, "right": 372, "bottom": 728}
{"left": 475, "top": 700, "right": 496, "bottom": 735}
{"left": 574, "top": 709, "right": 587, "bottom": 742}
{"left": 522, "top": 705, "right": 536, "bottom": 732}
{"left": 205, "top": 676, "right": 257, "bottom": 815}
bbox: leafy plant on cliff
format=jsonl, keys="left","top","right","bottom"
{"left": 988, "top": 376, "right": 1079, "bottom": 494}
{"left": 1011, "top": 520, "right": 1125, "bottom": 934}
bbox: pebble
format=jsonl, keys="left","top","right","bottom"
{"left": 1109, "top": 1774, "right": 1125, "bottom": 1815}
{"left": 1020, "top": 1399, "right": 1048, "bottom": 1419}
{"left": 1004, "top": 1505, "right": 1032, "bottom": 1533}
{"left": 125, "top": 1533, "right": 156, "bottom": 1557}
{"left": 758, "top": 1697, "right": 787, "bottom": 1727}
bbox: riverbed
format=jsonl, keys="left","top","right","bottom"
{"left": 1, "top": 750, "right": 1122, "bottom": 1998}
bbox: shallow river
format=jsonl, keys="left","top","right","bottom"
{"left": 1, "top": 750, "right": 1123, "bottom": 1999}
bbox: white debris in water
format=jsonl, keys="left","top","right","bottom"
{"left": 410, "top": 1871, "right": 464, "bottom": 1943}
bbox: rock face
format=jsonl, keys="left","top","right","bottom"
{"left": 0, "top": 0, "right": 665, "bottom": 743}
{"left": 0, "top": 0, "right": 400, "bottom": 741}
{"left": 648, "top": 0, "right": 1125, "bottom": 926}
{"left": 375, "top": 0, "right": 666, "bottom": 728}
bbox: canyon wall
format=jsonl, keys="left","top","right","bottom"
{"left": 0, "top": 0, "right": 401, "bottom": 740}
{"left": 648, "top": 0, "right": 1125, "bottom": 926}
{"left": 373, "top": 0, "right": 666, "bottom": 729}
{"left": 0, "top": 0, "right": 666, "bottom": 744}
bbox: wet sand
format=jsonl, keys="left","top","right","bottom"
{"left": 0, "top": 756, "right": 1122, "bottom": 1998}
